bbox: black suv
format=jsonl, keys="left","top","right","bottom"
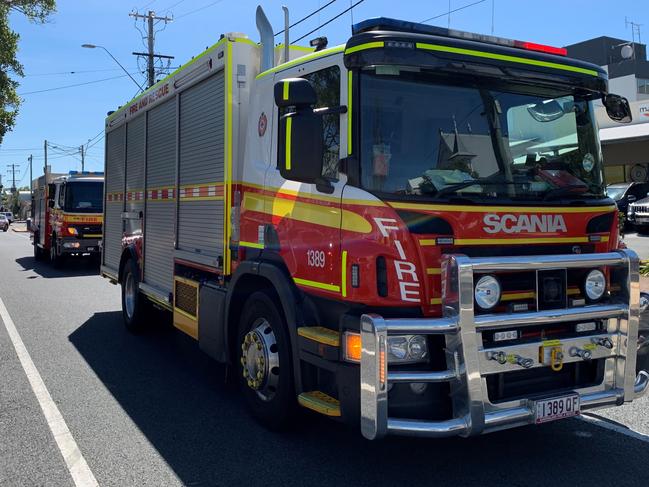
{"left": 606, "top": 182, "right": 649, "bottom": 225}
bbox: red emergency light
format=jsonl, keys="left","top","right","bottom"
{"left": 515, "top": 41, "right": 567, "bottom": 56}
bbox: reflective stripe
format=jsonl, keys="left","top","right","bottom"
{"left": 345, "top": 41, "right": 385, "bottom": 55}
{"left": 285, "top": 117, "right": 292, "bottom": 170}
{"left": 347, "top": 70, "right": 353, "bottom": 155}
{"left": 225, "top": 40, "right": 234, "bottom": 274}
{"left": 240, "top": 241, "right": 264, "bottom": 249}
{"left": 421, "top": 236, "right": 609, "bottom": 246}
{"left": 283, "top": 80, "right": 290, "bottom": 100}
{"left": 430, "top": 298, "right": 442, "bottom": 305}
{"left": 256, "top": 45, "right": 345, "bottom": 79}
{"left": 389, "top": 201, "right": 616, "bottom": 214}
{"left": 341, "top": 250, "right": 348, "bottom": 298}
{"left": 294, "top": 277, "right": 341, "bottom": 292}
{"left": 416, "top": 42, "right": 599, "bottom": 77}
{"left": 501, "top": 292, "right": 536, "bottom": 301}
{"left": 426, "top": 268, "right": 442, "bottom": 275}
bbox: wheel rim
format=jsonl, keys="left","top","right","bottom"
{"left": 124, "top": 272, "right": 136, "bottom": 320}
{"left": 241, "top": 318, "right": 280, "bottom": 402}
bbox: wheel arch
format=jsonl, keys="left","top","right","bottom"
{"left": 118, "top": 245, "right": 140, "bottom": 284}
{"left": 225, "top": 260, "right": 306, "bottom": 391}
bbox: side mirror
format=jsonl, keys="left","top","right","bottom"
{"left": 603, "top": 94, "right": 632, "bottom": 123}
{"left": 274, "top": 78, "right": 317, "bottom": 108}
{"left": 628, "top": 195, "right": 637, "bottom": 202}
{"left": 275, "top": 78, "right": 324, "bottom": 184}
{"left": 48, "top": 200, "right": 55, "bottom": 209}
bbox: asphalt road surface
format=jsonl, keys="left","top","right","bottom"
{"left": 1, "top": 228, "right": 649, "bottom": 487}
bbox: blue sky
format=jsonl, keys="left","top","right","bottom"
{"left": 1, "top": 0, "right": 648, "bottom": 187}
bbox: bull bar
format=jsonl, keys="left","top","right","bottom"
{"left": 360, "top": 250, "right": 649, "bottom": 439}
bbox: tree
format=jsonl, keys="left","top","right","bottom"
{"left": 0, "top": 1, "right": 56, "bottom": 144}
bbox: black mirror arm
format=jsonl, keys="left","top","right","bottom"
{"left": 314, "top": 105, "right": 348, "bottom": 116}
{"left": 315, "top": 177, "right": 335, "bottom": 194}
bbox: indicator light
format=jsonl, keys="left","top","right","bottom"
{"left": 576, "top": 322, "right": 597, "bottom": 333}
{"left": 343, "top": 331, "right": 362, "bottom": 362}
{"left": 494, "top": 330, "right": 519, "bottom": 342}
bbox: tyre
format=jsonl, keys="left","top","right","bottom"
{"left": 49, "top": 236, "right": 65, "bottom": 267}
{"left": 120, "top": 258, "right": 151, "bottom": 332}
{"left": 2, "top": 225, "right": 7, "bottom": 232}
{"left": 33, "top": 234, "right": 44, "bottom": 261}
{"left": 237, "top": 290, "right": 297, "bottom": 431}
{"left": 637, "top": 225, "right": 649, "bottom": 235}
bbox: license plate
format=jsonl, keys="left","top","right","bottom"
{"left": 534, "top": 394, "right": 580, "bottom": 424}
{"left": 86, "top": 247, "right": 96, "bottom": 252}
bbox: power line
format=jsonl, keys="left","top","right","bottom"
{"left": 293, "top": 0, "right": 366, "bottom": 44}
{"left": 421, "top": 0, "right": 487, "bottom": 24}
{"left": 175, "top": 0, "right": 224, "bottom": 20}
{"left": 18, "top": 73, "right": 138, "bottom": 96}
{"left": 160, "top": 0, "right": 187, "bottom": 13}
{"left": 275, "top": 0, "right": 337, "bottom": 36}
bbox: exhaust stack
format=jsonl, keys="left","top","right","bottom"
{"left": 256, "top": 6, "right": 274, "bottom": 72}
{"left": 282, "top": 6, "right": 289, "bottom": 64}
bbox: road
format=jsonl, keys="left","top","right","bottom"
{"left": 1, "top": 228, "right": 649, "bottom": 487}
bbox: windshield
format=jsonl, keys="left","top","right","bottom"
{"left": 605, "top": 185, "right": 628, "bottom": 200}
{"left": 359, "top": 69, "right": 605, "bottom": 202}
{"left": 64, "top": 182, "right": 103, "bottom": 213}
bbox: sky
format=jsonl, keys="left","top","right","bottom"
{"left": 1, "top": 0, "right": 648, "bottom": 188}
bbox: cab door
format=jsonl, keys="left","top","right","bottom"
{"left": 265, "top": 58, "right": 348, "bottom": 297}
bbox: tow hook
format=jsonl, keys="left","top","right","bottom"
{"left": 487, "top": 351, "right": 534, "bottom": 369}
{"left": 570, "top": 347, "right": 592, "bottom": 361}
{"left": 591, "top": 337, "right": 613, "bottom": 349}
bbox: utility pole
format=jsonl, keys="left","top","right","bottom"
{"left": 28, "top": 154, "right": 33, "bottom": 192}
{"left": 129, "top": 10, "right": 174, "bottom": 88}
{"left": 80, "top": 145, "right": 85, "bottom": 172}
{"left": 7, "top": 163, "right": 19, "bottom": 193}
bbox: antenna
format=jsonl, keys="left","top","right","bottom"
{"left": 626, "top": 16, "right": 642, "bottom": 45}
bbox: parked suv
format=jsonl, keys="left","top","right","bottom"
{"left": 607, "top": 182, "right": 649, "bottom": 226}
{"left": 2, "top": 211, "right": 13, "bottom": 224}
{"left": 0, "top": 214, "right": 8, "bottom": 232}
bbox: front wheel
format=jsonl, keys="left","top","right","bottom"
{"left": 121, "top": 258, "right": 151, "bottom": 332}
{"left": 49, "top": 237, "right": 65, "bottom": 267}
{"left": 2, "top": 225, "right": 7, "bottom": 232}
{"left": 237, "top": 290, "right": 297, "bottom": 430}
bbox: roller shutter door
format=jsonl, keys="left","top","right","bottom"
{"left": 103, "top": 125, "right": 125, "bottom": 270}
{"left": 125, "top": 115, "right": 145, "bottom": 236}
{"left": 177, "top": 72, "right": 225, "bottom": 261}
{"left": 144, "top": 99, "right": 176, "bottom": 293}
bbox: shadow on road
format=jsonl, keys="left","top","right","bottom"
{"left": 70, "top": 312, "right": 649, "bottom": 487}
{"left": 15, "top": 255, "right": 99, "bottom": 279}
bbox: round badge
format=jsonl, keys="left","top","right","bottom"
{"left": 582, "top": 153, "right": 595, "bottom": 172}
{"left": 258, "top": 112, "right": 267, "bottom": 137}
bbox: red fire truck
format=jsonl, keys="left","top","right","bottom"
{"left": 101, "top": 8, "right": 649, "bottom": 439}
{"left": 32, "top": 171, "right": 104, "bottom": 266}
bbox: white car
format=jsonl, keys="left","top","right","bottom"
{"left": 0, "top": 214, "right": 8, "bottom": 232}
{"left": 3, "top": 212, "right": 13, "bottom": 224}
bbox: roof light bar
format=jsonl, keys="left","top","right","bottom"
{"left": 352, "top": 18, "right": 567, "bottom": 56}
{"left": 68, "top": 171, "right": 105, "bottom": 176}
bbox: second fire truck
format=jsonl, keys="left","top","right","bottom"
{"left": 32, "top": 171, "right": 104, "bottom": 266}
{"left": 101, "top": 7, "right": 649, "bottom": 439}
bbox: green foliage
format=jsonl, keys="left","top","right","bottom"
{"left": 0, "top": 1, "right": 56, "bottom": 143}
{"left": 641, "top": 261, "right": 649, "bottom": 277}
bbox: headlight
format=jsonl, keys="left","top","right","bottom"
{"left": 584, "top": 269, "right": 606, "bottom": 301}
{"left": 475, "top": 275, "right": 501, "bottom": 310}
{"left": 387, "top": 335, "right": 428, "bottom": 364}
{"left": 67, "top": 227, "right": 78, "bottom": 236}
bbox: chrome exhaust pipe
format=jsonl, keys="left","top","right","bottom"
{"left": 255, "top": 6, "right": 274, "bottom": 72}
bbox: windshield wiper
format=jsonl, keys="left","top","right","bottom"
{"left": 431, "top": 180, "right": 521, "bottom": 200}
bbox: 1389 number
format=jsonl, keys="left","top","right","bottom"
{"left": 307, "top": 249, "right": 325, "bottom": 268}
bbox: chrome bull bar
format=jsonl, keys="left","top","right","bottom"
{"left": 360, "top": 250, "right": 649, "bottom": 440}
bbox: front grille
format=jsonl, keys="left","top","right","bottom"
{"left": 452, "top": 244, "right": 595, "bottom": 257}
{"left": 486, "top": 360, "right": 604, "bottom": 403}
{"left": 75, "top": 224, "right": 102, "bottom": 238}
{"left": 634, "top": 205, "right": 649, "bottom": 214}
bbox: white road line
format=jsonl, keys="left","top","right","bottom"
{"left": 0, "top": 297, "right": 99, "bottom": 487}
{"left": 579, "top": 413, "right": 649, "bottom": 443}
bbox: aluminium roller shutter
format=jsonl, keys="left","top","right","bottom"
{"left": 177, "top": 71, "right": 225, "bottom": 261}
{"left": 143, "top": 98, "right": 176, "bottom": 293}
{"left": 125, "top": 115, "right": 145, "bottom": 236}
{"left": 103, "top": 124, "right": 125, "bottom": 270}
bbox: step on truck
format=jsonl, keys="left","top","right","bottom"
{"left": 100, "top": 7, "right": 649, "bottom": 439}
{"left": 32, "top": 171, "right": 104, "bottom": 266}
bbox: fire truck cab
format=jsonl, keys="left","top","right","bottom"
{"left": 32, "top": 171, "right": 104, "bottom": 266}
{"left": 101, "top": 8, "right": 649, "bottom": 439}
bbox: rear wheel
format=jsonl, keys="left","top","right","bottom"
{"left": 121, "top": 258, "right": 151, "bottom": 332}
{"left": 237, "top": 290, "right": 297, "bottom": 431}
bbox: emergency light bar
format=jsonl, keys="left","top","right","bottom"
{"left": 352, "top": 17, "right": 567, "bottom": 56}
{"left": 68, "top": 171, "right": 104, "bottom": 176}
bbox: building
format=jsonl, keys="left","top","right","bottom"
{"left": 566, "top": 36, "right": 649, "bottom": 184}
